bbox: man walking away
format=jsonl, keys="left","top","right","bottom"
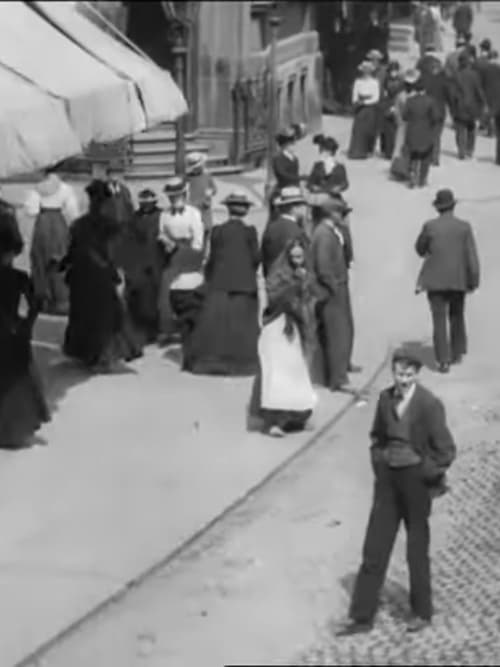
{"left": 449, "top": 52, "right": 486, "bottom": 159}
{"left": 453, "top": 1, "right": 473, "bottom": 41}
{"left": 402, "top": 77, "right": 438, "bottom": 187}
{"left": 337, "top": 348, "right": 456, "bottom": 637}
{"left": 420, "top": 58, "right": 451, "bottom": 166}
{"left": 476, "top": 51, "right": 500, "bottom": 161}
{"left": 415, "top": 188, "right": 480, "bottom": 373}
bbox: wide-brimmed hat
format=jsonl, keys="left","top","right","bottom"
{"left": 367, "top": 49, "right": 383, "bottom": 61}
{"left": 185, "top": 151, "right": 207, "bottom": 174}
{"left": 358, "top": 60, "right": 375, "bottom": 74}
{"left": 164, "top": 176, "right": 187, "bottom": 196}
{"left": 276, "top": 127, "right": 296, "bottom": 145}
{"left": 403, "top": 68, "right": 420, "bottom": 85}
{"left": 275, "top": 186, "right": 305, "bottom": 207}
{"left": 221, "top": 190, "right": 253, "bottom": 208}
{"left": 315, "top": 193, "right": 351, "bottom": 218}
{"left": 433, "top": 188, "right": 456, "bottom": 211}
{"left": 138, "top": 188, "right": 158, "bottom": 205}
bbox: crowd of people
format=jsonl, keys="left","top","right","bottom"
{"left": 346, "top": 1, "right": 500, "bottom": 188}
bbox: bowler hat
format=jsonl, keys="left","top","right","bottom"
{"left": 433, "top": 188, "right": 456, "bottom": 211}
{"left": 275, "top": 186, "right": 305, "bottom": 207}
{"left": 164, "top": 176, "right": 187, "bottom": 196}
{"left": 138, "top": 188, "right": 158, "bottom": 205}
{"left": 221, "top": 190, "right": 253, "bottom": 208}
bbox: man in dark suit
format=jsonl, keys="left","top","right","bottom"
{"left": 415, "top": 188, "right": 480, "bottom": 373}
{"left": 337, "top": 348, "right": 456, "bottom": 636}
{"left": 261, "top": 186, "right": 307, "bottom": 278}
{"left": 402, "top": 77, "right": 438, "bottom": 187}
{"left": 453, "top": 0, "right": 473, "bottom": 41}
{"left": 449, "top": 52, "right": 486, "bottom": 159}
{"left": 311, "top": 198, "right": 358, "bottom": 393}
{"left": 476, "top": 53, "right": 500, "bottom": 162}
{"left": 420, "top": 59, "right": 451, "bottom": 166}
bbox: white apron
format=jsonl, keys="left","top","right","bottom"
{"left": 259, "top": 314, "right": 318, "bottom": 412}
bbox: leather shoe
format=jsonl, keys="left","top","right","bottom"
{"left": 336, "top": 621, "right": 373, "bottom": 637}
{"left": 407, "top": 616, "right": 431, "bottom": 633}
{"left": 438, "top": 362, "right": 450, "bottom": 374}
{"left": 348, "top": 363, "right": 363, "bottom": 373}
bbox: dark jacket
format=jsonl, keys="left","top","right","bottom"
{"left": 261, "top": 214, "right": 305, "bottom": 278}
{"left": 311, "top": 220, "right": 348, "bottom": 299}
{"left": 370, "top": 383, "right": 457, "bottom": 482}
{"left": 477, "top": 60, "right": 500, "bottom": 114}
{"left": 449, "top": 66, "right": 486, "bottom": 121}
{"left": 417, "top": 54, "right": 442, "bottom": 79}
{"left": 453, "top": 3, "right": 473, "bottom": 35}
{"left": 272, "top": 151, "right": 300, "bottom": 189}
{"left": 307, "top": 161, "right": 349, "bottom": 194}
{"left": 205, "top": 218, "right": 259, "bottom": 293}
{"left": 402, "top": 91, "right": 438, "bottom": 152}
{"left": 415, "top": 211, "right": 480, "bottom": 292}
{"left": 420, "top": 70, "right": 451, "bottom": 122}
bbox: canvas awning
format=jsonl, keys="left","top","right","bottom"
{"left": 34, "top": 1, "right": 188, "bottom": 127}
{"left": 0, "top": 1, "right": 147, "bottom": 147}
{"left": 0, "top": 64, "right": 83, "bottom": 178}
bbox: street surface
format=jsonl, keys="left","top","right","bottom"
{"left": 8, "top": 108, "right": 500, "bottom": 667}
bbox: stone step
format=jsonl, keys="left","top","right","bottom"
{"left": 132, "top": 142, "right": 210, "bottom": 157}
{"left": 124, "top": 163, "right": 243, "bottom": 180}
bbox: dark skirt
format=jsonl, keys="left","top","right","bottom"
{"left": 185, "top": 290, "right": 259, "bottom": 376}
{"left": 0, "top": 363, "right": 50, "bottom": 449}
{"left": 30, "top": 209, "right": 69, "bottom": 315}
{"left": 348, "top": 105, "right": 377, "bottom": 159}
{"left": 169, "top": 287, "right": 205, "bottom": 358}
{"left": 248, "top": 366, "right": 312, "bottom": 432}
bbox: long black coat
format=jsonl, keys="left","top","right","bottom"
{"left": 449, "top": 66, "right": 485, "bottom": 121}
{"left": 205, "top": 218, "right": 260, "bottom": 293}
{"left": 420, "top": 70, "right": 451, "bottom": 122}
{"left": 477, "top": 60, "right": 500, "bottom": 114}
{"left": 272, "top": 151, "right": 300, "bottom": 189}
{"left": 415, "top": 211, "right": 480, "bottom": 292}
{"left": 402, "top": 92, "right": 438, "bottom": 152}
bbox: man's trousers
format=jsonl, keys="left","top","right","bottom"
{"left": 455, "top": 120, "right": 476, "bottom": 159}
{"left": 431, "top": 119, "right": 445, "bottom": 166}
{"left": 427, "top": 290, "right": 467, "bottom": 364}
{"left": 409, "top": 147, "right": 433, "bottom": 187}
{"left": 349, "top": 463, "right": 433, "bottom": 623}
{"left": 316, "top": 284, "right": 352, "bottom": 389}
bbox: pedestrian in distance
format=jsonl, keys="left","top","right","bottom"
{"left": 419, "top": 56, "right": 451, "bottom": 166}
{"left": 415, "top": 188, "right": 480, "bottom": 373}
{"left": 453, "top": 0, "right": 473, "bottom": 42}
{"left": 348, "top": 61, "right": 380, "bottom": 160}
{"left": 311, "top": 197, "right": 359, "bottom": 394}
{"left": 379, "top": 61, "right": 404, "bottom": 160}
{"left": 402, "top": 76, "right": 439, "bottom": 188}
{"left": 336, "top": 347, "right": 457, "bottom": 637}
{"left": 0, "top": 207, "right": 50, "bottom": 450}
{"left": 185, "top": 151, "right": 217, "bottom": 248}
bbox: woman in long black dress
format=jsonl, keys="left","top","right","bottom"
{"left": 63, "top": 180, "right": 142, "bottom": 373}
{"left": 185, "top": 191, "right": 260, "bottom": 376}
{"left": 0, "top": 210, "right": 50, "bottom": 449}
{"left": 348, "top": 61, "right": 381, "bottom": 159}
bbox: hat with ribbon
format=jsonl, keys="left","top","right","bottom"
{"left": 138, "top": 188, "right": 158, "bottom": 205}
{"left": 432, "top": 188, "right": 457, "bottom": 211}
{"left": 274, "top": 186, "right": 306, "bottom": 207}
{"left": 164, "top": 176, "right": 188, "bottom": 196}
{"left": 221, "top": 190, "right": 254, "bottom": 208}
{"left": 185, "top": 151, "right": 207, "bottom": 174}
{"left": 403, "top": 68, "right": 420, "bottom": 85}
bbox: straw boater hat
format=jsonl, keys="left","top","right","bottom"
{"left": 185, "top": 151, "right": 207, "bottom": 174}
{"left": 432, "top": 188, "right": 457, "bottom": 211}
{"left": 221, "top": 190, "right": 254, "bottom": 209}
{"left": 404, "top": 68, "right": 420, "bottom": 85}
{"left": 163, "top": 176, "right": 187, "bottom": 197}
{"left": 138, "top": 188, "right": 158, "bottom": 205}
{"left": 275, "top": 186, "right": 305, "bottom": 207}
{"left": 358, "top": 60, "right": 375, "bottom": 74}
{"left": 367, "top": 49, "right": 383, "bottom": 62}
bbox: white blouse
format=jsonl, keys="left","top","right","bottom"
{"left": 352, "top": 77, "right": 380, "bottom": 106}
{"left": 24, "top": 179, "right": 80, "bottom": 224}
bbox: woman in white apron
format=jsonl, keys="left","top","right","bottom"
{"left": 248, "top": 238, "right": 318, "bottom": 437}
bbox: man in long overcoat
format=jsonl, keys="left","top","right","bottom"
{"left": 402, "top": 78, "right": 438, "bottom": 187}
{"left": 337, "top": 348, "right": 456, "bottom": 636}
{"left": 453, "top": 1, "right": 473, "bottom": 40}
{"left": 449, "top": 52, "right": 486, "bottom": 159}
{"left": 415, "top": 188, "right": 480, "bottom": 373}
{"left": 420, "top": 58, "right": 451, "bottom": 165}
{"left": 476, "top": 53, "right": 500, "bottom": 162}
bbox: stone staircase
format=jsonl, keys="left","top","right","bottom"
{"left": 125, "top": 123, "right": 243, "bottom": 180}
{"left": 388, "top": 21, "right": 419, "bottom": 69}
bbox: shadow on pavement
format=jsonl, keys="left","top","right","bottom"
{"left": 339, "top": 572, "right": 410, "bottom": 623}
{"left": 400, "top": 340, "right": 436, "bottom": 371}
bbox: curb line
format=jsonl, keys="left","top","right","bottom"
{"left": 16, "top": 346, "right": 392, "bottom": 667}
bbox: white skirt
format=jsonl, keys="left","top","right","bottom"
{"left": 259, "top": 314, "right": 318, "bottom": 412}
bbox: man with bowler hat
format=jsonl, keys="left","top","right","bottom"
{"left": 415, "top": 188, "right": 480, "bottom": 373}
{"left": 402, "top": 76, "right": 438, "bottom": 188}
{"left": 337, "top": 347, "right": 456, "bottom": 637}
{"left": 261, "top": 186, "right": 308, "bottom": 278}
{"left": 311, "top": 196, "right": 358, "bottom": 393}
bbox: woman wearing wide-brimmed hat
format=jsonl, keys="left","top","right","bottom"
{"left": 390, "top": 69, "right": 419, "bottom": 181}
{"left": 185, "top": 191, "right": 260, "bottom": 376}
{"left": 347, "top": 61, "right": 381, "bottom": 159}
